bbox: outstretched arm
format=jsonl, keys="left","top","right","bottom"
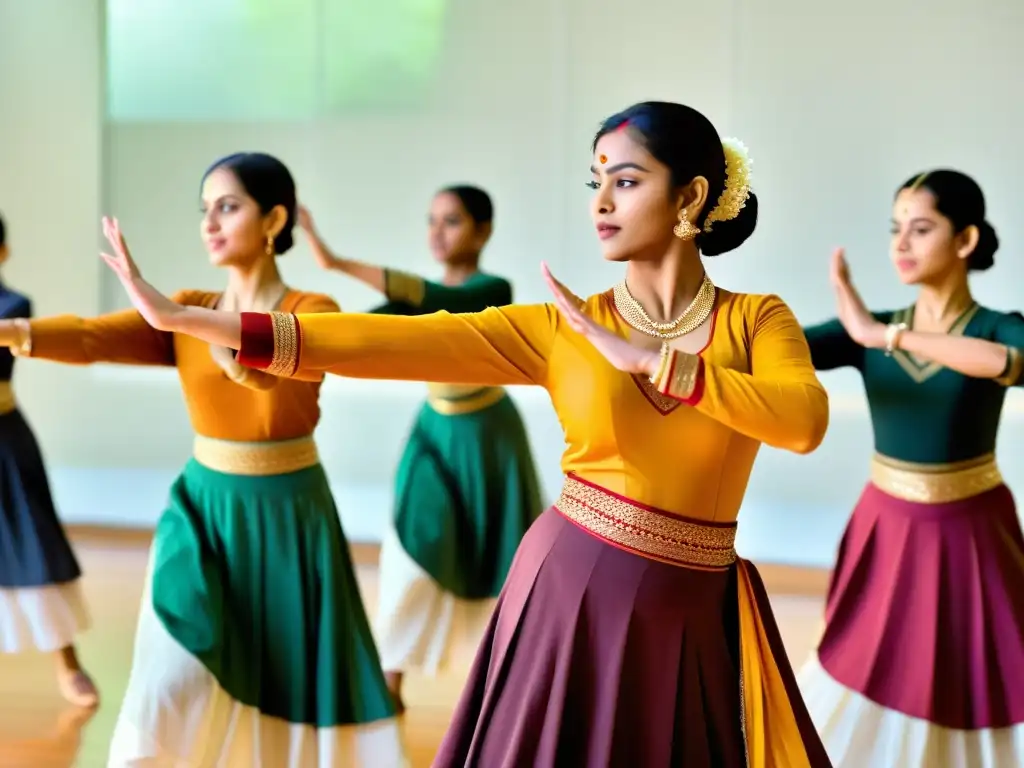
{"left": 651, "top": 296, "right": 829, "bottom": 454}
{"left": 0, "top": 297, "right": 183, "bottom": 366}
{"left": 234, "top": 303, "right": 556, "bottom": 386}
{"left": 892, "top": 316, "right": 1024, "bottom": 383}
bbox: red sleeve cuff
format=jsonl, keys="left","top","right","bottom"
{"left": 236, "top": 311, "right": 300, "bottom": 376}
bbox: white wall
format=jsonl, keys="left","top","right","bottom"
{"left": 2, "top": 0, "right": 1022, "bottom": 568}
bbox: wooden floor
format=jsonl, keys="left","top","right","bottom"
{"left": 0, "top": 530, "right": 828, "bottom": 767}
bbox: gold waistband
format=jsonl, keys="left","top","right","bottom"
{"left": 0, "top": 382, "right": 14, "bottom": 415}
{"left": 555, "top": 475, "right": 737, "bottom": 570}
{"left": 870, "top": 452, "right": 1003, "bottom": 504}
{"left": 427, "top": 385, "right": 506, "bottom": 416}
{"left": 193, "top": 435, "right": 319, "bottom": 476}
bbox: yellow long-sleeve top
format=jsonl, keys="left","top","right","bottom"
{"left": 239, "top": 289, "right": 829, "bottom": 521}
{"left": 17, "top": 289, "right": 339, "bottom": 442}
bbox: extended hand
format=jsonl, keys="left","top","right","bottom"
{"left": 542, "top": 262, "right": 659, "bottom": 376}
{"left": 100, "top": 216, "right": 183, "bottom": 332}
{"left": 830, "top": 247, "right": 886, "bottom": 349}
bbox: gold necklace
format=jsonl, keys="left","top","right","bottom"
{"left": 613, "top": 274, "right": 717, "bottom": 354}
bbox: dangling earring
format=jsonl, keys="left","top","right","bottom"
{"left": 673, "top": 213, "right": 699, "bottom": 241}
{"left": 265, "top": 234, "right": 275, "bottom": 256}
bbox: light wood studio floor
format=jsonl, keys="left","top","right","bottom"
{"left": 0, "top": 530, "right": 828, "bottom": 768}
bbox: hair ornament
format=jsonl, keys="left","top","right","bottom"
{"left": 703, "top": 138, "right": 752, "bottom": 232}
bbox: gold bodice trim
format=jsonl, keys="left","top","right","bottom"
{"left": 870, "top": 452, "right": 1003, "bottom": 504}
{"left": 426, "top": 384, "right": 506, "bottom": 416}
{"left": 555, "top": 474, "right": 737, "bottom": 570}
{"left": 193, "top": 435, "right": 319, "bottom": 476}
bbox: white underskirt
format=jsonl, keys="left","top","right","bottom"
{"left": 0, "top": 580, "right": 91, "bottom": 653}
{"left": 373, "top": 527, "right": 496, "bottom": 675}
{"left": 799, "top": 654, "right": 1024, "bottom": 767}
{"left": 108, "top": 555, "right": 408, "bottom": 768}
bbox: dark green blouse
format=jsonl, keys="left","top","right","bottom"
{"left": 803, "top": 304, "right": 1024, "bottom": 464}
{"left": 370, "top": 270, "right": 513, "bottom": 316}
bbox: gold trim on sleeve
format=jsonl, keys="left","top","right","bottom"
{"left": 995, "top": 347, "right": 1023, "bottom": 387}
{"left": 9, "top": 318, "right": 32, "bottom": 358}
{"left": 555, "top": 474, "right": 737, "bottom": 570}
{"left": 870, "top": 452, "right": 1003, "bottom": 504}
{"left": 266, "top": 311, "right": 299, "bottom": 376}
{"left": 385, "top": 269, "right": 427, "bottom": 307}
{"left": 654, "top": 350, "right": 700, "bottom": 400}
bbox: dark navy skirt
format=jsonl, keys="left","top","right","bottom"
{"left": 0, "top": 408, "right": 81, "bottom": 588}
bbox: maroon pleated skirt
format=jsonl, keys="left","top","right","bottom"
{"left": 432, "top": 506, "right": 830, "bottom": 767}
{"left": 818, "top": 481, "right": 1024, "bottom": 729}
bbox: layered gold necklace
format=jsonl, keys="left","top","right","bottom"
{"left": 612, "top": 274, "right": 717, "bottom": 355}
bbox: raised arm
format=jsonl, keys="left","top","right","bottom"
{"left": 890, "top": 310, "right": 1024, "bottom": 384}
{"left": 235, "top": 303, "right": 557, "bottom": 387}
{"left": 652, "top": 296, "right": 829, "bottom": 454}
{"left": 0, "top": 290, "right": 197, "bottom": 366}
{"left": 377, "top": 271, "right": 512, "bottom": 315}
{"left": 801, "top": 318, "right": 866, "bottom": 371}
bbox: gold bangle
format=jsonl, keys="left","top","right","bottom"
{"left": 649, "top": 342, "right": 671, "bottom": 385}
{"left": 884, "top": 322, "right": 907, "bottom": 356}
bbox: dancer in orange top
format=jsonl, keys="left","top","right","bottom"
{"left": 0, "top": 154, "right": 405, "bottom": 767}
{"left": 97, "top": 102, "right": 832, "bottom": 767}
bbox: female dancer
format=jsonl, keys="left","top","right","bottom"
{"left": 0, "top": 213, "right": 97, "bottom": 708}
{"left": 97, "top": 101, "right": 835, "bottom": 766}
{"left": 797, "top": 169, "right": 1024, "bottom": 766}
{"left": 299, "top": 187, "right": 543, "bottom": 709}
{"left": 0, "top": 155, "right": 405, "bottom": 767}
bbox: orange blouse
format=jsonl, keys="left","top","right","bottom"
{"left": 18, "top": 289, "right": 338, "bottom": 442}
{"left": 237, "top": 289, "right": 829, "bottom": 520}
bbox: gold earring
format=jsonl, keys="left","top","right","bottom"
{"left": 265, "top": 234, "right": 275, "bottom": 256}
{"left": 674, "top": 215, "right": 699, "bottom": 241}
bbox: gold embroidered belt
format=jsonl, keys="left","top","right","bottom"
{"left": 555, "top": 474, "right": 737, "bottom": 570}
{"left": 0, "top": 382, "right": 14, "bottom": 415}
{"left": 870, "top": 452, "right": 1003, "bottom": 504}
{"left": 426, "top": 384, "right": 506, "bottom": 416}
{"left": 193, "top": 435, "right": 320, "bottom": 476}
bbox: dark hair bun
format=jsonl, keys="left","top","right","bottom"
{"left": 697, "top": 192, "right": 758, "bottom": 257}
{"left": 274, "top": 229, "right": 295, "bottom": 255}
{"left": 968, "top": 220, "right": 998, "bottom": 272}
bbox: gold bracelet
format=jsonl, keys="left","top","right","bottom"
{"left": 649, "top": 342, "right": 671, "bottom": 385}
{"left": 884, "top": 322, "right": 907, "bottom": 356}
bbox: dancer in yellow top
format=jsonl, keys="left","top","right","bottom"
{"left": 97, "top": 102, "right": 833, "bottom": 767}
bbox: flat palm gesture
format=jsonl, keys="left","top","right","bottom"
{"left": 100, "top": 216, "right": 182, "bottom": 331}
{"left": 829, "top": 247, "right": 885, "bottom": 348}
{"left": 542, "top": 262, "right": 657, "bottom": 376}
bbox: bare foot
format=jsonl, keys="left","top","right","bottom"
{"left": 58, "top": 668, "right": 100, "bottom": 709}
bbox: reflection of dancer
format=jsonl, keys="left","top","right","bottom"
{"left": 0, "top": 213, "right": 97, "bottom": 709}
{"left": 0, "top": 156, "right": 405, "bottom": 767}
{"left": 798, "top": 170, "right": 1024, "bottom": 766}
{"left": 299, "top": 187, "right": 543, "bottom": 709}
{"left": 101, "top": 102, "right": 834, "bottom": 767}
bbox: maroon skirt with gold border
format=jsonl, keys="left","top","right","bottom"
{"left": 432, "top": 474, "right": 832, "bottom": 768}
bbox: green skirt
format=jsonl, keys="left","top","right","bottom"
{"left": 150, "top": 458, "right": 395, "bottom": 727}
{"left": 393, "top": 391, "right": 543, "bottom": 600}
